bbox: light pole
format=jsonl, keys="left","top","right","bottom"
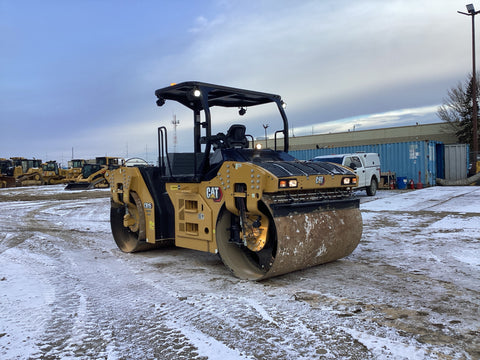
{"left": 263, "top": 124, "right": 269, "bottom": 148}
{"left": 459, "top": 4, "right": 480, "bottom": 173}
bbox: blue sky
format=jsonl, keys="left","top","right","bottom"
{"left": 0, "top": 0, "right": 474, "bottom": 164}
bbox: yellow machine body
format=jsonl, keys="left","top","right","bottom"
{"left": 65, "top": 157, "right": 124, "bottom": 190}
{"left": 42, "top": 161, "right": 69, "bottom": 185}
{"left": 107, "top": 158, "right": 362, "bottom": 280}
{"left": 10, "top": 157, "right": 44, "bottom": 186}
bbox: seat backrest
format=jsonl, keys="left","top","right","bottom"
{"left": 225, "top": 124, "right": 248, "bottom": 148}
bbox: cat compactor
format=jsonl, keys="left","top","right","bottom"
{"left": 106, "top": 82, "right": 362, "bottom": 280}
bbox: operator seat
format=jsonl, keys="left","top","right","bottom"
{"left": 225, "top": 124, "right": 249, "bottom": 149}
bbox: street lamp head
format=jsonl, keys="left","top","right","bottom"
{"left": 467, "top": 3, "right": 475, "bottom": 13}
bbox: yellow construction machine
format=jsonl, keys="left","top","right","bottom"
{"left": 0, "top": 158, "right": 16, "bottom": 188}
{"left": 42, "top": 160, "right": 69, "bottom": 185}
{"left": 65, "top": 156, "right": 124, "bottom": 190}
{"left": 64, "top": 159, "right": 86, "bottom": 183}
{"left": 11, "top": 157, "right": 44, "bottom": 186}
{"left": 106, "top": 82, "right": 362, "bottom": 280}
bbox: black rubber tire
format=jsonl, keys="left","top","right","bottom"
{"left": 110, "top": 199, "right": 157, "bottom": 253}
{"left": 366, "top": 178, "right": 377, "bottom": 196}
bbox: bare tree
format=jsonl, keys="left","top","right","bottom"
{"left": 437, "top": 73, "right": 480, "bottom": 147}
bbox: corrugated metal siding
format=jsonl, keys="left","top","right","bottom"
{"left": 289, "top": 141, "right": 440, "bottom": 186}
{"left": 444, "top": 144, "right": 469, "bottom": 180}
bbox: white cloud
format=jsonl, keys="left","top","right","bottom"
{"left": 291, "top": 104, "right": 441, "bottom": 137}
{"left": 2, "top": 0, "right": 470, "bottom": 162}
{"left": 152, "top": 1, "right": 466, "bottom": 118}
{"left": 188, "top": 15, "right": 226, "bottom": 34}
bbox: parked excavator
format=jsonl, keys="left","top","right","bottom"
{"left": 65, "top": 157, "right": 124, "bottom": 190}
{"left": 106, "top": 82, "right": 363, "bottom": 280}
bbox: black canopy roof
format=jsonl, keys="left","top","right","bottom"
{"left": 155, "top": 81, "right": 283, "bottom": 111}
{"left": 154, "top": 81, "right": 289, "bottom": 156}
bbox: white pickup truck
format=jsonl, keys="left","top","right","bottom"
{"left": 312, "top": 153, "right": 381, "bottom": 196}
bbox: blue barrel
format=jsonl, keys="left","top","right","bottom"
{"left": 396, "top": 177, "right": 407, "bottom": 189}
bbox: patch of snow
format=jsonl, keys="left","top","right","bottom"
{"left": 165, "top": 319, "right": 253, "bottom": 360}
{"left": 341, "top": 327, "right": 428, "bottom": 360}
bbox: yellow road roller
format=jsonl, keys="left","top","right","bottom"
{"left": 106, "top": 82, "right": 362, "bottom": 280}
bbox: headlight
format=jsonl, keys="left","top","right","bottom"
{"left": 279, "top": 179, "right": 298, "bottom": 188}
{"left": 342, "top": 177, "right": 356, "bottom": 185}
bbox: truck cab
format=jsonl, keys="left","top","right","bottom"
{"left": 312, "top": 152, "right": 381, "bottom": 196}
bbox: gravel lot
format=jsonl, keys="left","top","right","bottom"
{"left": 0, "top": 185, "right": 479, "bottom": 359}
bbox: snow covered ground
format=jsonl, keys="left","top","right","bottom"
{"left": 0, "top": 185, "right": 479, "bottom": 359}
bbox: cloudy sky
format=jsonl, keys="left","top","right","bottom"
{"left": 0, "top": 0, "right": 475, "bottom": 164}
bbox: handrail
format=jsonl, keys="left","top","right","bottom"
{"left": 157, "top": 126, "right": 173, "bottom": 176}
{"left": 246, "top": 134, "right": 254, "bottom": 149}
{"left": 274, "top": 130, "right": 284, "bottom": 151}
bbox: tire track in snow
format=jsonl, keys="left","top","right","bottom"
{"left": 3, "top": 188, "right": 478, "bottom": 359}
{"left": 11, "top": 196, "right": 358, "bottom": 358}
{"left": 120, "top": 259, "right": 374, "bottom": 360}
{"left": 0, "top": 201, "right": 49, "bottom": 253}
{"left": 0, "top": 250, "right": 56, "bottom": 359}
{"left": 5, "top": 194, "right": 268, "bottom": 359}
{"left": 21, "top": 227, "right": 203, "bottom": 358}
{"left": 0, "top": 197, "right": 214, "bottom": 359}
